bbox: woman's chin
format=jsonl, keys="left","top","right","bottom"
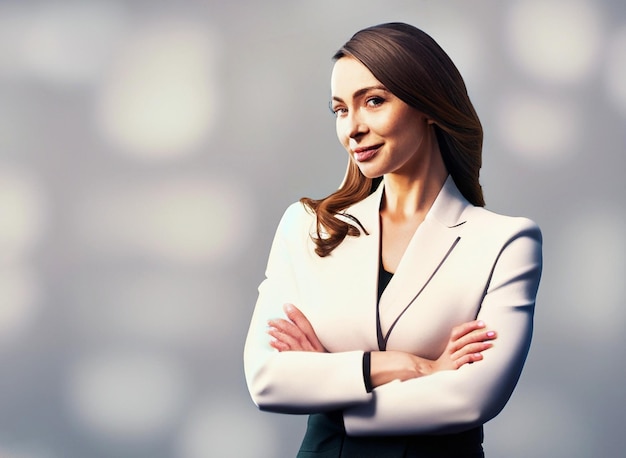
{"left": 356, "top": 165, "right": 384, "bottom": 180}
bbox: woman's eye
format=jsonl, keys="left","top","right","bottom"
{"left": 366, "top": 97, "right": 384, "bottom": 107}
{"left": 332, "top": 107, "right": 348, "bottom": 117}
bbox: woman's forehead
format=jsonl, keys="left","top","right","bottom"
{"left": 330, "top": 57, "right": 384, "bottom": 98}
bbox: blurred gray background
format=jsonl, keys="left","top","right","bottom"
{"left": 0, "top": 0, "right": 624, "bottom": 457}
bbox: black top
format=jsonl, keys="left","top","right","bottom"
{"left": 377, "top": 261, "right": 394, "bottom": 300}
{"left": 376, "top": 259, "right": 395, "bottom": 351}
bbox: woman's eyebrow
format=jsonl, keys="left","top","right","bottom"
{"left": 332, "top": 85, "right": 388, "bottom": 103}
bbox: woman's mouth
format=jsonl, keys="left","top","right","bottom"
{"left": 353, "top": 145, "right": 382, "bottom": 162}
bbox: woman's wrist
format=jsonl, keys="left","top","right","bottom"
{"left": 369, "top": 350, "right": 433, "bottom": 388}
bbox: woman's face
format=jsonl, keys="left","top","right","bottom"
{"left": 330, "top": 57, "right": 435, "bottom": 180}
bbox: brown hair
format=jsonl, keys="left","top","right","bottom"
{"left": 301, "top": 22, "right": 484, "bottom": 257}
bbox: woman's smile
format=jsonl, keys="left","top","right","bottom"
{"left": 352, "top": 144, "right": 382, "bottom": 162}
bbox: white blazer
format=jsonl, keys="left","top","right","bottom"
{"left": 244, "top": 176, "right": 542, "bottom": 436}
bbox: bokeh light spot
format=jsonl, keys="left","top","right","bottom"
{"left": 0, "top": 166, "right": 46, "bottom": 260}
{"left": 505, "top": 0, "right": 603, "bottom": 84}
{"left": 496, "top": 92, "right": 579, "bottom": 163}
{"left": 97, "top": 21, "right": 219, "bottom": 160}
{"left": 0, "top": 266, "right": 40, "bottom": 341}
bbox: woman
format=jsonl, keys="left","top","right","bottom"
{"left": 244, "top": 22, "right": 542, "bottom": 457}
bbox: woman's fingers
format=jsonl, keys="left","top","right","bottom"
{"left": 449, "top": 320, "right": 486, "bottom": 341}
{"left": 452, "top": 351, "right": 485, "bottom": 369}
{"left": 268, "top": 334, "right": 291, "bottom": 351}
{"left": 267, "top": 318, "right": 314, "bottom": 351}
{"left": 282, "top": 304, "right": 326, "bottom": 352}
{"left": 268, "top": 324, "right": 302, "bottom": 351}
{"left": 451, "top": 329, "right": 497, "bottom": 352}
{"left": 448, "top": 322, "right": 497, "bottom": 354}
{"left": 450, "top": 341, "right": 494, "bottom": 362}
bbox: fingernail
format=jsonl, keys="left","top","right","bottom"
{"left": 477, "top": 320, "right": 485, "bottom": 327}
{"left": 486, "top": 331, "right": 495, "bottom": 338}
{"left": 283, "top": 303, "right": 293, "bottom": 312}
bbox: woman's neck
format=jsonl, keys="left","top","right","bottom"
{"left": 381, "top": 156, "right": 448, "bottom": 222}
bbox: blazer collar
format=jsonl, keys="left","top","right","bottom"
{"left": 337, "top": 175, "right": 470, "bottom": 234}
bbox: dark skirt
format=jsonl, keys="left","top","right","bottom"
{"left": 297, "top": 411, "right": 484, "bottom": 458}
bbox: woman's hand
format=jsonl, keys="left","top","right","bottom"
{"left": 370, "top": 320, "right": 496, "bottom": 388}
{"left": 267, "top": 304, "right": 326, "bottom": 352}
{"left": 430, "top": 319, "right": 496, "bottom": 372}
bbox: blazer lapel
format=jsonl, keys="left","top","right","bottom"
{"left": 377, "top": 176, "right": 470, "bottom": 345}
{"left": 333, "top": 176, "right": 471, "bottom": 349}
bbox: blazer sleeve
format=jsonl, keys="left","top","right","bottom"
{"left": 342, "top": 219, "right": 543, "bottom": 435}
{"left": 243, "top": 203, "right": 371, "bottom": 413}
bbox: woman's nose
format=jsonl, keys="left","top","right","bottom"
{"left": 346, "top": 111, "right": 367, "bottom": 139}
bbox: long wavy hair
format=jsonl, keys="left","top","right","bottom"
{"left": 301, "top": 22, "right": 484, "bottom": 257}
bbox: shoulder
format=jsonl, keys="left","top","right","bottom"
{"left": 464, "top": 206, "right": 542, "bottom": 243}
{"left": 274, "top": 201, "right": 316, "bottom": 240}
{"left": 279, "top": 201, "right": 315, "bottom": 225}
